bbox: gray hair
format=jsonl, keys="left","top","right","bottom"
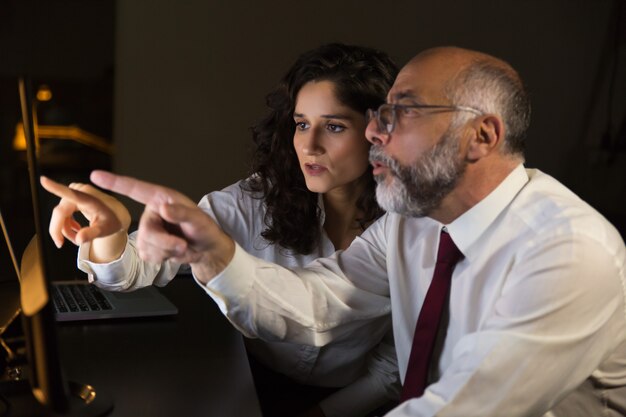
{"left": 445, "top": 59, "right": 531, "bottom": 157}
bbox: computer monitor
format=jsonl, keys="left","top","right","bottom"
{"left": 0, "top": 215, "right": 21, "bottom": 337}
{"left": 0, "top": 78, "right": 112, "bottom": 416}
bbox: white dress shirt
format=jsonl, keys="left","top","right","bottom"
{"left": 78, "top": 179, "right": 400, "bottom": 417}
{"left": 201, "top": 165, "right": 626, "bottom": 417}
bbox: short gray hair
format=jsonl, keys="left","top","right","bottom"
{"left": 445, "top": 59, "right": 530, "bottom": 157}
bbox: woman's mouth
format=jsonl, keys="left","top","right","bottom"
{"left": 304, "top": 163, "right": 328, "bottom": 176}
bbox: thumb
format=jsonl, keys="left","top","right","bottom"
{"left": 159, "top": 202, "right": 200, "bottom": 226}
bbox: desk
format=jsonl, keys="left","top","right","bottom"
{"left": 57, "top": 276, "right": 262, "bottom": 417}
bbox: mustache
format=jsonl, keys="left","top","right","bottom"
{"left": 369, "top": 146, "right": 400, "bottom": 176}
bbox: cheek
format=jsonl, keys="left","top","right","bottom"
{"left": 355, "top": 142, "right": 373, "bottom": 171}
{"left": 333, "top": 136, "right": 371, "bottom": 174}
{"left": 389, "top": 132, "right": 434, "bottom": 166}
{"left": 292, "top": 136, "right": 305, "bottom": 160}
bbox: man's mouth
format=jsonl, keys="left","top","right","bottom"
{"left": 370, "top": 160, "right": 388, "bottom": 176}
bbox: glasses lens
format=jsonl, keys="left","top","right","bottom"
{"left": 367, "top": 109, "right": 385, "bottom": 134}
{"left": 379, "top": 104, "right": 394, "bottom": 134}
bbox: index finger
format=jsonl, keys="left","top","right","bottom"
{"left": 40, "top": 176, "right": 80, "bottom": 201}
{"left": 90, "top": 170, "right": 166, "bottom": 206}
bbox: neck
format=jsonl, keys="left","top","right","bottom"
{"left": 322, "top": 178, "right": 369, "bottom": 250}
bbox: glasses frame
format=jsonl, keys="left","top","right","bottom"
{"left": 366, "top": 103, "right": 484, "bottom": 135}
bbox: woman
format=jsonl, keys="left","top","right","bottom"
{"left": 43, "top": 43, "right": 399, "bottom": 417}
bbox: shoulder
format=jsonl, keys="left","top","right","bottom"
{"left": 508, "top": 168, "right": 624, "bottom": 270}
{"left": 199, "top": 178, "right": 265, "bottom": 212}
{"left": 196, "top": 177, "right": 268, "bottom": 236}
{"left": 516, "top": 170, "right": 617, "bottom": 232}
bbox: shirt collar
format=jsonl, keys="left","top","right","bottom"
{"left": 445, "top": 164, "right": 529, "bottom": 260}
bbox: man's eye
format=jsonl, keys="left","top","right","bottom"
{"left": 401, "top": 106, "right": 415, "bottom": 115}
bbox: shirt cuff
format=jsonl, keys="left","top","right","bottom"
{"left": 77, "top": 240, "right": 133, "bottom": 289}
{"left": 194, "top": 242, "right": 255, "bottom": 314}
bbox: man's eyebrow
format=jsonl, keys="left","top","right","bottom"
{"left": 388, "top": 90, "right": 422, "bottom": 103}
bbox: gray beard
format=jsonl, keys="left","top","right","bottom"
{"left": 369, "top": 127, "right": 466, "bottom": 217}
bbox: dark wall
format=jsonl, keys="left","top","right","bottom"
{"left": 113, "top": 0, "right": 625, "bottom": 235}
{"left": 1, "top": 0, "right": 624, "bottom": 235}
{"left": 0, "top": 0, "right": 115, "bottom": 280}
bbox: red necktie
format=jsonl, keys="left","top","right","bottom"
{"left": 400, "top": 229, "right": 463, "bottom": 401}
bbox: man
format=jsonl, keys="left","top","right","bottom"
{"left": 43, "top": 47, "right": 626, "bottom": 416}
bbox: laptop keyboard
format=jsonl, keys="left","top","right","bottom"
{"left": 52, "top": 284, "right": 113, "bottom": 313}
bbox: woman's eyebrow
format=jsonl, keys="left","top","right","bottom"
{"left": 320, "top": 114, "right": 352, "bottom": 120}
{"left": 293, "top": 112, "right": 352, "bottom": 120}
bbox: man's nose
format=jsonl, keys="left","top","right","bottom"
{"left": 365, "top": 118, "right": 391, "bottom": 146}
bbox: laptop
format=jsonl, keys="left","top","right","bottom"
{"left": 4, "top": 77, "right": 178, "bottom": 322}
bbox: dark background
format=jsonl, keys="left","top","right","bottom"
{"left": 0, "top": 0, "right": 624, "bottom": 282}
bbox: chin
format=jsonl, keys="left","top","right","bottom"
{"left": 304, "top": 180, "right": 328, "bottom": 194}
{"left": 306, "top": 186, "right": 327, "bottom": 194}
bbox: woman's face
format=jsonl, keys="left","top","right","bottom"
{"left": 293, "top": 80, "right": 370, "bottom": 194}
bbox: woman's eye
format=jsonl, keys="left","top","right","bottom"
{"left": 295, "top": 121, "right": 309, "bottom": 130}
{"left": 327, "top": 124, "right": 345, "bottom": 133}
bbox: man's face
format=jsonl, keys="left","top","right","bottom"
{"left": 369, "top": 123, "right": 466, "bottom": 217}
{"left": 366, "top": 55, "right": 468, "bottom": 217}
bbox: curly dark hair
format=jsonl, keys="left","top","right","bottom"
{"left": 242, "top": 43, "right": 398, "bottom": 255}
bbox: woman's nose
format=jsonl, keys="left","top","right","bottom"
{"left": 300, "top": 130, "right": 324, "bottom": 155}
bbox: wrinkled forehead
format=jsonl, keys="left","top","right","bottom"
{"left": 387, "top": 51, "right": 466, "bottom": 104}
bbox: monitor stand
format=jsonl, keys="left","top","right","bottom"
{"left": 0, "top": 379, "right": 113, "bottom": 417}
{"left": 1, "top": 330, "right": 112, "bottom": 417}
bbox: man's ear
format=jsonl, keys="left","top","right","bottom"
{"left": 466, "top": 115, "right": 504, "bottom": 161}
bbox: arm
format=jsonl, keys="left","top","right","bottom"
{"left": 40, "top": 176, "right": 180, "bottom": 290}
{"left": 77, "top": 233, "right": 182, "bottom": 290}
{"left": 88, "top": 170, "right": 236, "bottom": 279}
{"left": 203, "top": 220, "right": 392, "bottom": 346}
{"left": 41, "top": 176, "right": 130, "bottom": 262}
{"left": 87, "top": 170, "right": 392, "bottom": 344}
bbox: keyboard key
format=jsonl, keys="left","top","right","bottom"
{"left": 60, "top": 285, "right": 79, "bottom": 312}
{"left": 53, "top": 283, "right": 113, "bottom": 313}
{"left": 51, "top": 286, "right": 68, "bottom": 313}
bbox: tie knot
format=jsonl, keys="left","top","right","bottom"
{"left": 437, "top": 231, "right": 463, "bottom": 265}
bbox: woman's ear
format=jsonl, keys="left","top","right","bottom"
{"left": 466, "top": 114, "right": 504, "bottom": 161}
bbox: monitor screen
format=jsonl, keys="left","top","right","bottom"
{"left": 0, "top": 77, "right": 112, "bottom": 417}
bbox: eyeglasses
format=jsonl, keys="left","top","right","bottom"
{"left": 366, "top": 103, "right": 483, "bottom": 135}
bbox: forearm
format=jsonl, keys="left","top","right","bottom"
{"left": 79, "top": 233, "right": 180, "bottom": 290}
{"left": 89, "top": 230, "right": 129, "bottom": 263}
{"left": 198, "top": 243, "right": 391, "bottom": 345}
